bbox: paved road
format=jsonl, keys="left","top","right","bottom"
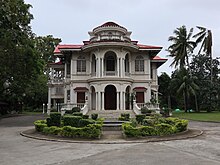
{"left": 0, "top": 115, "right": 220, "bottom": 165}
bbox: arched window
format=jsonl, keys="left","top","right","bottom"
{"left": 77, "top": 56, "right": 86, "bottom": 72}
{"left": 125, "top": 54, "right": 129, "bottom": 73}
{"left": 135, "top": 55, "right": 144, "bottom": 72}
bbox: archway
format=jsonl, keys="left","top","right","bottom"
{"left": 104, "top": 85, "right": 117, "bottom": 110}
{"left": 104, "top": 51, "right": 117, "bottom": 76}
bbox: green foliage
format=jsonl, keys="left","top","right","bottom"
{"left": 135, "top": 114, "right": 146, "bottom": 124}
{"left": 72, "top": 107, "right": 81, "bottom": 113}
{"left": 47, "top": 113, "right": 61, "bottom": 127}
{"left": 82, "top": 115, "right": 89, "bottom": 119}
{"left": 34, "top": 120, "right": 47, "bottom": 132}
{"left": 122, "top": 117, "right": 188, "bottom": 137}
{"left": 118, "top": 113, "right": 130, "bottom": 121}
{"left": 78, "top": 119, "right": 95, "bottom": 127}
{"left": 60, "top": 124, "right": 102, "bottom": 138}
{"left": 42, "top": 126, "right": 62, "bottom": 135}
{"left": 141, "top": 107, "right": 152, "bottom": 114}
{"left": 63, "top": 116, "right": 82, "bottom": 127}
{"left": 72, "top": 112, "right": 83, "bottom": 117}
{"left": 91, "top": 113, "right": 98, "bottom": 120}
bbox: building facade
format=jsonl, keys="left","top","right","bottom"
{"left": 47, "top": 22, "right": 167, "bottom": 114}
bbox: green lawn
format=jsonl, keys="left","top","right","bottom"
{"left": 172, "top": 111, "right": 220, "bottom": 122}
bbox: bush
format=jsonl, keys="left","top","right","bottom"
{"left": 64, "top": 110, "right": 72, "bottom": 114}
{"left": 42, "top": 126, "right": 62, "bottom": 135}
{"left": 60, "top": 124, "right": 102, "bottom": 138}
{"left": 72, "top": 112, "right": 83, "bottom": 117}
{"left": 72, "top": 107, "right": 81, "bottom": 113}
{"left": 175, "top": 120, "right": 188, "bottom": 132}
{"left": 155, "top": 123, "right": 175, "bottom": 135}
{"left": 34, "top": 120, "right": 47, "bottom": 132}
{"left": 91, "top": 113, "right": 98, "bottom": 120}
{"left": 82, "top": 115, "right": 89, "bottom": 119}
{"left": 141, "top": 107, "right": 152, "bottom": 115}
{"left": 119, "top": 113, "right": 130, "bottom": 121}
{"left": 47, "top": 112, "right": 61, "bottom": 127}
{"left": 63, "top": 116, "right": 82, "bottom": 127}
{"left": 122, "top": 117, "right": 188, "bottom": 137}
{"left": 135, "top": 114, "right": 146, "bottom": 124}
{"left": 78, "top": 119, "right": 95, "bottom": 127}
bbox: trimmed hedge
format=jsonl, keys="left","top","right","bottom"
{"left": 119, "top": 113, "right": 130, "bottom": 121}
{"left": 72, "top": 107, "right": 81, "bottom": 113}
{"left": 122, "top": 117, "right": 188, "bottom": 137}
{"left": 135, "top": 114, "right": 146, "bottom": 124}
{"left": 34, "top": 120, "right": 47, "bottom": 132}
{"left": 47, "top": 112, "right": 61, "bottom": 127}
{"left": 63, "top": 116, "right": 82, "bottom": 127}
{"left": 91, "top": 113, "right": 98, "bottom": 120}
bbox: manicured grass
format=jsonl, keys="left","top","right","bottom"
{"left": 172, "top": 111, "right": 220, "bottom": 122}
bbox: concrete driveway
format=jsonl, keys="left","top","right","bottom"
{"left": 0, "top": 115, "right": 220, "bottom": 165}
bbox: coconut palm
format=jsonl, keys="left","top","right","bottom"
{"left": 193, "top": 26, "right": 213, "bottom": 82}
{"left": 171, "top": 68, "right": 199, "bottom": 112}
{"left": 167, "top": 25, "right": 196, "bottom": 70}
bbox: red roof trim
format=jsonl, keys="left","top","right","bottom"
{"left": 151, "top": 56, "right": 167, "bottom": 61}
{"left": 137, "top": 44, "right": 162, "bottom": 49}
{"left": 74, "top": 87, "right": 88, "bottom": 91}
{"left": 133, "top": 87, "right": 147, "bottom": 91}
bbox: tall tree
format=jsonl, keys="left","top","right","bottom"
{"left": 193, "top": 26, "right": 213, "bottom": 111}
{"left": 167, "top": 25, "right": 196, "bottom": 71}
{"left": 0, "top": 0, "right": 43, "bottom": 111}
{"left": 171, "top": 69, "right": 199, "bottom": 112}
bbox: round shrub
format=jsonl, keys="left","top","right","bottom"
{"left": 72, "top": 112, "right": 83, "bottom": 117}
{"left": 135, "top": 114, "right": 146, "bottom": 124}
{"left": 141, "top": 107, "right": 152, "bottom": 114}
{"left": 91, "top": 113, "right": 98, "bottom": 120}
{"left": 72, "top": 107, "right": 81, "bottom": 113}
{"left": 82, "top": 115, "right": 89, "bottom": 119}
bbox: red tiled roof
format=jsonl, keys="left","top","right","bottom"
{"left": 137, "top": 44, "right": 162, "bottom": 49}
{"left": 151, "top": 56, "right": 167, "bottom": 60}
{"left": 93, "top": 21, "right": 127, "bottom": 31}
{"left": 54, "top": 44, "right": 83, "bottom": 53}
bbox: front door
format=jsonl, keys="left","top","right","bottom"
{"left": 104, "top": 85, "right": 116, "bottom": 110}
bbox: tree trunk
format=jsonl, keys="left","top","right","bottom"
{"left": 195, "top": 94, "right": 199, "bottom": 112}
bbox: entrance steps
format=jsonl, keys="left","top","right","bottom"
{"left": 87, "top": 110, "right": 136, "bottom": 120}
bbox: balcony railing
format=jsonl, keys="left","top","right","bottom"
{"left": 48, "top": 78, "right": 64, "bottom": 84}
{"left": 60, "top": 103, "right": 85, "bottom": 110}
{"left": 104, "top": 71, "right": 117, "bottom": 76}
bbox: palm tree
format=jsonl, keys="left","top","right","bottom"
{"left": 171, "top": 68, "right": 199, "bottom": 112}
{"left": 193, "top": 26, "right": 213, "bottom": 82}
{"left": 167, "top": 25, "right": 196, "bottom": 71}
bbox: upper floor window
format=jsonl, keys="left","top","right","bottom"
{"left": 135, "top": 55, "right": 144, "bottom": 72}
{"left": 77, "top": 56, "right": 86, "bottom": 72}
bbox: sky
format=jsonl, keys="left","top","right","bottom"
{"left": 24, "top": 0, "right": 220, "bottom": 75}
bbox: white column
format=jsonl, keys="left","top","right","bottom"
{"left": 120, "top": 91, "right": 123, "bottom": 110}
{"left": 47, "top": 87, "right": 51, "bottom": 110}
{"left": 102, "top": 92, "right": 105, "bottom": 110}
{"left": 117, "top": 92, "right": 119, "bottom": 110}
{"left": 96, "top": 92, "right": 98, "bottom": 110}
{"left": 98, "top": 91, "right": 101, "bottom": 110}
{"left": 123, "top": 92, "right": 126, "bottom": 110}
{"left": 98, "top": 58, "right": 101, "bottom": 77}
{"left": 72, "top": 60, "right": 76, "bottom": 74}
{"left": 117, "top": 58, "right": 120, "bottom": 77}
{"left": 121, "top": 58, "right": 125, "bottom": 77}
{"left": 96, "top": 58, "right": 98, "bottom": 77}
{"left": 101, "top": 58, "right": 104, "bottom": 77}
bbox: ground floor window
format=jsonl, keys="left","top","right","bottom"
{"left": 136, "top": 92, "right": 144, "bottom": 103}
{"left": 77, "top": 92, "right": 85, "bottom": 103}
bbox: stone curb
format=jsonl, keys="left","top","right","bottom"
{"left": 20, "top": 128, "right": 203, "bottom": 144}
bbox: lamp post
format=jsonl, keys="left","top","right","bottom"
{"left": 43, "top": 103, "right": 45, "bottom": 114}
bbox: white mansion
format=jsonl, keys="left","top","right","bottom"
{"left": 47, "top": 22, "right": 167, "bottom": 115}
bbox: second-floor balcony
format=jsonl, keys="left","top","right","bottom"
{"left": 48, "top": 78, "right": 64, "bottom": 84}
